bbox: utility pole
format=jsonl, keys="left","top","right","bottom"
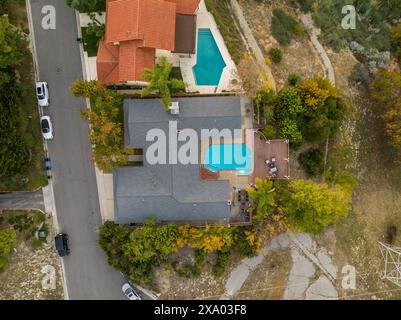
{"left": 379, "top": 241, "right": 401, "bottom": 288}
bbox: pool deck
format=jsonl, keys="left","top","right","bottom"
{"left": 251, "top": 134, "right": 290, "bottom": 181}
{"left": 200, "top": 132, "right": 289, "bottom": 196}
{"left": 199, "top": 131, "right": 290, "bottom": 224}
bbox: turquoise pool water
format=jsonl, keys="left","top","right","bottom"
{"left": 193, "top": 28, "right": 226, "bottom": 86}
{"left": 204, "top": 144, "right": 252, "bottom": 176}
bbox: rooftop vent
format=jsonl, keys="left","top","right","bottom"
{"left": 169, "top": 101, "right": 180, "bottom": 115}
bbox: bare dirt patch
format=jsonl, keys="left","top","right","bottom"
{"left": 233, "top": 249, "right": 291, "bottom": 300}
{"left": 0, "top": 210, "right": 64, "bottom": 300}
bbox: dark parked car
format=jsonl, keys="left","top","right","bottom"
{"left": 55, "top": 233, "right": 70, "bottom": 257}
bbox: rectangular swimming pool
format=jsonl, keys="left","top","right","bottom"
{"left": 193, "top": 28, "right": 226, "bottom": 86}
{"left": 204, "top": 144, "right": 252, "bottom": 176}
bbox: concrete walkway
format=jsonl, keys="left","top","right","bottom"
{"left": 0, "top": 189, "right": 45, "bottom": 212}
{"left": 220, "top": 233, "right": 339, "bottom": 300}
{"left": 301, "top": 13, "right": 336, "bottom": 86}
{"left": 230, "top": 0, "right": 276, "bottom": 91}
{"left": 283, "top": 234, "right": 338, "bottom": 300}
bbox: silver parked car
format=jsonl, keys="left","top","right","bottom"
{"left": 122, "top": 283, "right": 141, "bottom": 300}
{"left": 36, "top": 81, "right": 50, "bottom": 107}
{"left": 40, "top": 116, "right": 53, "bottom": 140}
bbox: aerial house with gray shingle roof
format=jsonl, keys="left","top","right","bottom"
{"left": 113, "top": 96, "right": 251, "bottom": 225}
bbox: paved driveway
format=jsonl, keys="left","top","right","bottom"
{"left": 0, "top": 190, "right": 44, "bottom": 211}
{"left": 28, "top": 0, "right": 126, "bottom": 300}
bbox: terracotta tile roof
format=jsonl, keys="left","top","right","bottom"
{"left": 118, "top": 41, "right": 155, "bottom": 82}
{"left": 98, "top": 0, "right": 199, "bottom": 84}
{"left": 97, "top": 40, "right": 155, "bottom": 84}
{"left": 165, "top": 0, "right": 201, "bottom": 15}
{"left": 105, "top": 0, "right": 176, "bottom": 51}
{"left": 97, "top": 41, "right": 120, "bottom": 84}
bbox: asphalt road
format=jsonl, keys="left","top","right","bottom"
{"left": 28, "top": 0, "right": 127, "bottom": 300}
{"left": 0, "top": 190, "right": 45, "bottom": 211}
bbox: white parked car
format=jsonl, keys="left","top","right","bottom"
{"left": 36, "top": 81, "right": 50, "bottom": 107}
{"left": 40, "top": 116, "right": 53, "bottom": 140}
{"left": 122, "top": 283, "right": 141, "bottom": 300}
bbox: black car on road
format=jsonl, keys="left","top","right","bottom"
{"left": 55, "top": 233, "right": 70, "bottom": 257}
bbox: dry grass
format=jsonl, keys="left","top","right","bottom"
{"left": 0, "top": 210, "right": 64, "bottom": 300}
{"left": 324, "top": 49, "right": 401, "bottom": 300}
{"left": 233, "top": 249, "right": 291, "bottom": 300}
{"left": 155, "top": 253, "right": 244, "bottom": 300}
{"left": 238, "top": 0, "right": 324, "bottom": 90}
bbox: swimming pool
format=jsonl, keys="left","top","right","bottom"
{"left": 193, "top": 28, "right": 226, "bottom": 86}
{"left": 204, "top": 144, "right": 252, "bottom": 176}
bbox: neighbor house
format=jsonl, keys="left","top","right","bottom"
{"left": 113, "top": 96, "right": 251, "bottom": 225}
{"left": 97, "top": 0, "right": 200, "bottom": 85}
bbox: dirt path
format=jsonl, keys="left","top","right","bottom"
{"left": 301, "top": 13, "right": 335, "bottom": 85}
{"left": 230, "top": 0, "right": 276, "bottom": 91}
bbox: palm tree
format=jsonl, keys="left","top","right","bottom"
{"left": 246, "top": 177, "right": 276, "bottom": 223}
{"left": 141, "top": 56, "right": 186, "bottom": 109}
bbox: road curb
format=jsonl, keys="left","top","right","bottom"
{"left": 135, "top": 285, "right": 159, "bottom": 300}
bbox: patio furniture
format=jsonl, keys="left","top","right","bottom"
{"left": 270, "top": 166, "right": 278, "bottom": 173}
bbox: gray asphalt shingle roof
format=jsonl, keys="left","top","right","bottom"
{"left": 114, "top": 96, "right": 250, "bottom": 224}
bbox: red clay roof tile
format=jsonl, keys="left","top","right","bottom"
{"left": 165, "top": 0, "right": 200, "bottom": 15}
{"left": 106, "top": 0, "right": 176, "bottom": 51}
{"left": 98, "top": 0, "right": 199, "bottom": 84}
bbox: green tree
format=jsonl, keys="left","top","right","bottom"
{"left": 278, "top": 119, "right": 303, "bottom": 145}
{"left": 383, "top": 100, "right": 401, "bottom": 148}
{"left": 262, "top": 125, "right": 276, "bottom": 139}
{"left": 274, "top": 86, "right": 304, "bottom": 122}
{"left": 71, "top": 80, "right": 130, "bottom": 172}
{"left": 70, "top": 79, "right": 103, "bottom": 97}
{"left": 99, "top": 219, "right": 179, "bottom": 284}
{"left": 141, "top": 56, "right": 186, "bottom": 109}
{"left": 298, "top": 79, "right": 346, "bottom": 143}
{"left": 0, "top": 15, "right": 24, "bottom": 69}
{"left": 246, "top": 177, "right": 276, "bottom": 223}
{"left": 254, "top": 90, "right": 276, "bottom": 122}
{"left": 369, "top": 70, "right": 401, "bottom": 108}
{"left": 0, "top": 72, "right": 29, "bottom": 177}
{"left": 284, "top": 180, "right": 352, "bottom": 234}
{"left": 296, "top": 78, "right": 333, "bottom": 111}
{"left": 298, "top": 148, "right": 324, "bottom": 178}
{"left": 66, "top": 0, "right": 106, "bottom": 13}
{"left": 86, "top": 13, "right": 105, "bottom": 41}
{"left": 0, "top": 227, "right": 17, "bottom": 272}
{"left": 99, "top": 221, "right": 131, "bottom": 271}
{"left": 122, "top": 219, "right": 178, "bottom": 283}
